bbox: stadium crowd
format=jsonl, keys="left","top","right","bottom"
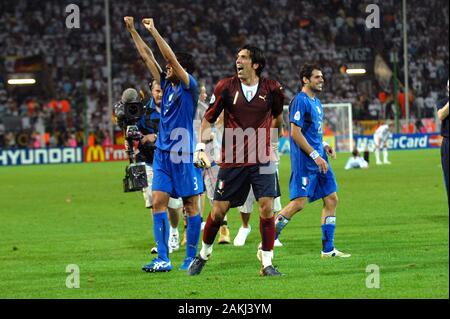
{"left": 0, "top": 0, "right": 448, "bottom": 148}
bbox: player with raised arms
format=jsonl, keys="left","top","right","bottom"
{"left": 189, "top": 45, "right": 285, "bottom": 276}
{"left": 274, "top": 64, "right": 351, "bottom": 258}
{"left": 124, "top": 16, "right": 204, "bottom": 272}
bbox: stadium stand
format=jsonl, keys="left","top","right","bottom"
{"left": 0, "top": 0, "right": 448, "bottom": 147}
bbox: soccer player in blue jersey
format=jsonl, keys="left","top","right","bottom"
{"left": 124, "top": 17, "right": 204, "bottom": 272}
{"left": 137, "top": 80, "right": 184, "bottom": 255}
{"left": 275, "top": 64, "right": 351, "bottom": 258}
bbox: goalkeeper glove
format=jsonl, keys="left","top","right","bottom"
{"left": 194, "top": 143, "right": 211, "bottom": 168}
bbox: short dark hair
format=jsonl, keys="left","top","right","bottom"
{"left": 299, "top": 63, "right": 321, "bottom": 87}
{"left": 175, "top": 52, "right": 196, "bottom": 74}
{"left": 238, "top": 45, "right": 266, "bottom": 77}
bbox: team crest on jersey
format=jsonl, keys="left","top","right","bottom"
{"left": 209, "top": 94, "right": 216, "bottom": 104}
{"left": 294, "top": 111, "right": 301, "bottom": 121}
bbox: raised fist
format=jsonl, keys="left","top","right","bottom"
{"left": 142, "top": 18, "right": 155, "bottom": 32}
{"left": 124, "top": 16, "right": 135, "bottom": 31}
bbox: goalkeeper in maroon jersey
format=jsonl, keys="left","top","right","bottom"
{"left": 188, "top": 45, "right": 285, "bottom": 276}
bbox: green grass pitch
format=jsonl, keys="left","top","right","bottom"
{"left": 0, "top": 149, "right": 448, "bottom": 298}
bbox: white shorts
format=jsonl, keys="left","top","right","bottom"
{"left": 143, "top": 164, "right": 183, "bottom": 209}
{"left": 373, "top": 135, "right": 388, "bottom": 148}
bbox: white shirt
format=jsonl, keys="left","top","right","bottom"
{"left": 374, "top": 124, "right": 390, "bottom": 140}
{"left": 345, "top": 156, "right": 369, "bottom": 170}
{"left": 241, "top": 83, "right": 259, "bottom": 102}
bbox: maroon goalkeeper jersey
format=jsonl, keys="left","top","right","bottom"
{"left": 205, "top": 75, "right": 285, "bottom": 168}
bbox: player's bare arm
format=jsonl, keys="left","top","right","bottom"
{"left": 273, "top": 114, "right": 284, "bottom": 137}
{"left": 142, "top": 18, "right": 190, "bottom": 87}
{"left": 290, "top": 122, "right": 328, "bottom": 173}
{"left": 124, "top": 17, "right": 161, "bottom": 83}
{"left": 437, "top": 102, "right": 449, "bottom": 121}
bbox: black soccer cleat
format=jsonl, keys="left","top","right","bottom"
{"left": 260, "top": 265, "right": 284, "bottom": 277}
{"left": 187, "top": 255, "right": 208, "bottom": 276}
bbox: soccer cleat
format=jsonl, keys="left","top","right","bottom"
{"left": 150, "top": 246, "right": 158, "bottom": 254}
{"left": 179, "top": 257, "right": 195, "bottom": 271}
{"left": 233, "top": 226, "right": 251, "bottom": 246}
{"left": 376, "top": 161, "right": 382, "bottom": 165}
{"left": 142, "top": 258, "right": 172, "bottom": 272}
{"left": 321, "top": 248, "right": 351, "bottom": 258}
{"left": 187, "top": 256, "right": 208, "bottom": 276}
{"left": 383, "top": 160, "right": 391, "bottom": 165}
{"left": 169, "top": 231, "right": 180, "bottom": 252}
{"left": 260, "top": 265, "right": 283, "bottom": 276}
{"left": 274, "top": 238, "right": 283, "bottom": 247}
{"left": 218, "top": 225, "right": 231, "bottom": 244}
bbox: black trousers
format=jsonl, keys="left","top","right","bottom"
{"left": 441, "top": 137, "right": 449, "bottom": 211}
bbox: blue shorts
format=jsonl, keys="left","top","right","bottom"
{"left": 289, "top": 165, "right": 338, "bottom": 203}
{"left": 152, "top": 149, "right": 204, "bottom": 199}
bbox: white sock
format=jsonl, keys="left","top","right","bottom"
{"left": 170, "top": 227, "right": 178, "bottom": 235}
{"left": 383, "top": 149, "right": 388, "bottom": 162}
{"left": 375, "top": 149, "right": 380, "bottom": 162}
{"left": 261, "top": 250, "right": 273, "bottom": 268}
{"left": 200, "top": 242, "right": 213, "bottom": 260}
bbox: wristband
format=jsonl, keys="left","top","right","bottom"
{"left": 195, "top": 143, "right": 206, "bottom": 152}
{"left": 309, "top": 150, "right": 320, "bottom": 160}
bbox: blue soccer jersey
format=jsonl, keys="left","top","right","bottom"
{"left": 152, "top": 72, "right": 204, "bottom": 198}
{"left": 156, "top": 72, "right": 199, "bottom": 154}
{"left": 138, "top": 98, "right": 160, "bottom": 135}
{"left": 288, "top": 91, "right": 337, "bottom": 202}
{"left": 289, "top": 91, "right": 326, "bottom": 173}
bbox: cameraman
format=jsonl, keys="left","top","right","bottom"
{"left": 125, "top": 82, "right": 184, "bottom": 254}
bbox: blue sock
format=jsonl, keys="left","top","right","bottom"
{"left": 153, "top": 212, "right": 170, "bottom": 262}
{"left": 321, "top": 216, "right": 336, "bottom": 253}
{"left": 186, "top": 214, "right": 202, "bottom": 258}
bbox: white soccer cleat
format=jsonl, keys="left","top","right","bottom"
{"left": 383, "top": 160, "right": 391, "bottom": 165}
{"left": 376, "top": 161, "right": 382, "bottom": 165}
{"left": 274, "top": 238, "right": 283, "bottom": 247}
{"left": 233, "top": 226, "right": 251, "bottom": 246}
{"left": 321, "top": 248, "right": 351, "bottom": 258}
{"left": 169, "top": 231, "right": 180, "bottom": 252}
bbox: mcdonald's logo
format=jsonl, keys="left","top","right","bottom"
{"left": 85, "top": 146, "right": 105, "bottom": 162}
